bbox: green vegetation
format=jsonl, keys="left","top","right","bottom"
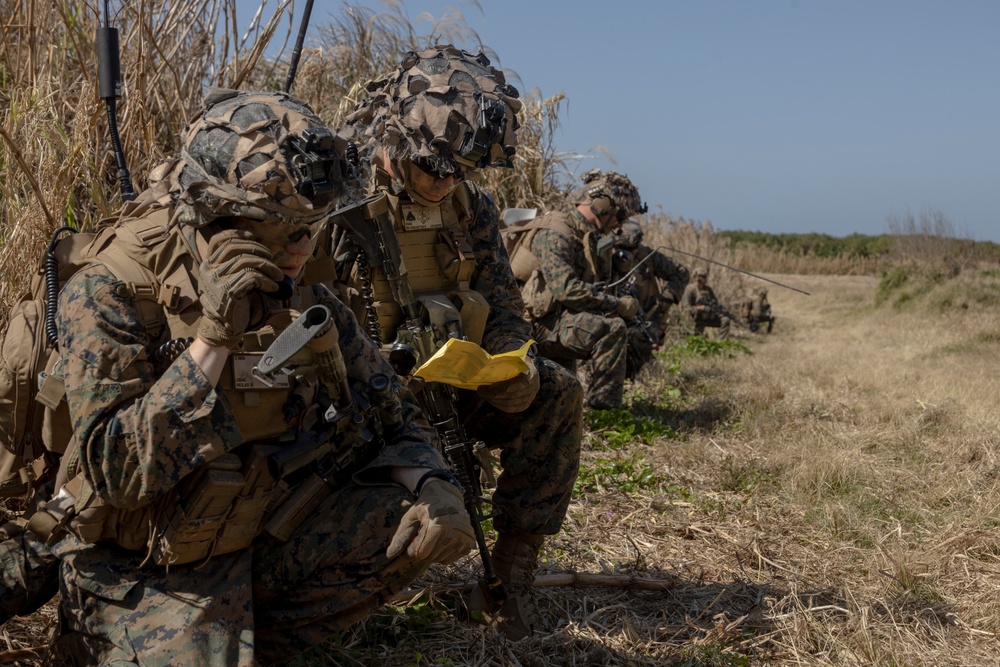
{"left": 673, "top": 645, "right": 752, "bottom": 667}
{"left": 876, "top": 262, "right": 1000, "bottom": 310}
{"left": 575, "top": 452, "right": 664, "bottom": 495}
{"left": 717, "top": 456, "right": 778, "bottom": 495}
{"left": 293, "top": 599, "right": 458, "bottom": 665}
{"left": 718, "top": 230, "right": 1000, "bottom": 263}
{"left": 587, "top": 408, "right": 678, "bottom": 449}
{"left": 717, "top": 230, "right": 892, "bottom": 260}
{"left": 663, "top": 337, "right": 752, "bottom": 371}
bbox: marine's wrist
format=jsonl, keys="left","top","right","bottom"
{"left": 413, "top": 469, "right": 463, "bottom": 497}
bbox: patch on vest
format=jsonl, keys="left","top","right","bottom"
{"left": 232, "top": 353, "right": 290, "bottom": 390}
{"left": 401, "top": 203, "right": 444, "bottom": 231}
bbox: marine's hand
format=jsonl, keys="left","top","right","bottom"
{"left": 197, "top": 229, "right": 284, "bottom": 348}
{"left": 615, "top": 296, "right": 640, "bottom": 320}
{"left": 477, "top": 355, "right": 539, "bottom": 413}
{"left": 387, "top": 479, "right": 476, "bottom": 564}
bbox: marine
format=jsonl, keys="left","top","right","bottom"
{"left": 612, "top": 219, "right": 689, "bottom": 378}
{"left": 6, "top": 89, "right": 476, "bottom": 665}
{"left": 332, "top": 45, "right": 584, "bottom": 640}
{"left": 681, "top": 266, "right": 732, "bottom": 340}
{"left": 506, "top": 169, "right": 647, "bottom": 409}
{"left": 744, "top": 287, "right": 776, "bottom": 333}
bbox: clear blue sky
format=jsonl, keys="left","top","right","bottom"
{"left": 235, "top": 0, "right": 1000, "bottom": 241}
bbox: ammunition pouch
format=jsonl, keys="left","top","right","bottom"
{"left": 27, "top": 302, "right": 388, "bottom": 566}
{"left": 521, "top": 269, "right": 557, "bottom": 322}
{"left": 30, "top": 427, "right": 382, "bottom": 566}
{"left": 151, "top": 452, "right": 257, "bottom": 566}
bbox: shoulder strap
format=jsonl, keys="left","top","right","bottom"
{"left": 450, "top": 182, "right": 475, "bottom": 222}
{"left": 502, "top": 212, "right": 576, "bottom": 241}
{"left": 92, "top": 210, "right": 188, "bottom": 339}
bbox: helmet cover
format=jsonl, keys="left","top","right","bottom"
{"left": 136, "top": 88, "right": 355, "bottom": 227}
{"left": 575, "top": 169, "right": 648, "bottom": 219}
{"left": 346, "top": 44, "right": 522, "bottom": 176}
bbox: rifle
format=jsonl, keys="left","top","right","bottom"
{"left": 593, "top": 276, "right": 660, "bottom": 351}
{"left": 414, "top": 381, "right": 507, "bottom": 604}
{"left": 695, "top": 294, "right": 738, "bottom": 323}
{"left": 329, "top": 195, "right": 509, "bottom": 606}
{"left": 252, "top": 302, "right": 404, "bottom": 541}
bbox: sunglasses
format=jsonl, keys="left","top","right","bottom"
{"left": 410, "top": 157, "right": 475, "bottom": 182}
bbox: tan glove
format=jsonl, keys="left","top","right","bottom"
{"left": 387, "top": 478, "right": 476, "bottom": 564}
{"left": 476, "top": 356, "right": 539, "bottom": 413}
{"left": 197, "top": 229, "right": 285, "bottom": 348}
{"left": 615, "top": 296, "right": 640, "bottom": 320}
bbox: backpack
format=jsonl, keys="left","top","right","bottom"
{"left": 0, "top": 226, "right": 165, "bottom": 505}
{"left": 498, "top": 210, "right": 581, "bottom": 321}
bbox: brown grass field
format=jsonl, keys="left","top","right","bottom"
{"left": 9, "top": 273, "right": 999, "bottom": 665}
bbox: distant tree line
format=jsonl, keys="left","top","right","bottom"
{"left": 708, "top": 228, "right": 1000, "bottom": 279}
{"left": 715, "top": 231, "right": 893, "bottom": 260}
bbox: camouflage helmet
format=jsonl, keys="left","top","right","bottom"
{"left": 137, "top": 88, "right": 354, "bottom": 227}
{"left": 618, "top": 219, "right": 644, "bottom": 249}
{"left": 692, "top": 267, "right": 709, "bottom": 278}
{"left": 346, "top": 44, "right": 522, "bottom": 177}
{"left": 757, "top": 287, "right": 768, "bottom": 296}
{"left": 575, "top": 169, "right": 647, "bottom": 220}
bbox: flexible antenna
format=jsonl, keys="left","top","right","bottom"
{"left": 96, "top": 0, "right": 136, "bottom": 203}
{"left": 606, "top": 245, "right": 811, "bottom": 296}
{"left": 283, "top": 0, "right": 316, "bottom": 93}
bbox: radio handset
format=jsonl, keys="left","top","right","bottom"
{"left": 263, "top": 276, "right": 296, "bottom": 301}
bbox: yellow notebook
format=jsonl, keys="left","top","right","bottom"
{"left": 413, "top": 338, "right": 534, "bottom": 390}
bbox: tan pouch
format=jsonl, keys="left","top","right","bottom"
{"left": 212, "top": 444, "right": 279, "bottom": 556}
{"left": 152, "top": 454, "right": 245, "bottom": 566}
{"left": 522, "top": 269, "right": 556, "bottom": 321}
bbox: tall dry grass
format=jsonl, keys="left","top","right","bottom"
{"left": 277, "top": 1, "right": 578, "bottom": 214}
{"left": 0, "top": 0, "right": 296, "bottom": 317}
{"left": 0, "top": 0, "right": 576, "bottom": 324}
{"left": 3, "top": 3, "right": 1000, "bottom": 664}
{"left": 643, "top": 212, "right": 753, "bottom": 310}
{"left": 886, "top": 208, "right": 987, "bottom": 270}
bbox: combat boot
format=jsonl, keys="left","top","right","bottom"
{"left": 467, "top": 533, "right": 545, "bottom": 641}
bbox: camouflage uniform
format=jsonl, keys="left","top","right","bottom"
{"left": 336, "top": 45, "right": 583, "bottom": 640}
{"left": 611, "top": 221, "right": 690, "bottom": 378}
{"left": 334, "top": 174, "right": 582, "bottom": 537}
{"left": 529, "top": 208, "right": 629, "bottom": 409}
{"left": 627, "top": 245, "right": 689, "bottom": 319}
{"left": 34, "top": 90, "right": 469, "bottom": 666}
{"left": 0, "top": 529, "right": 59, "bottom": 622}
{"left": 747, "top": 289, "right": 775, "bottom": 333}
{"left": 681, "top": 274, "right": 731, "bottom": 340}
